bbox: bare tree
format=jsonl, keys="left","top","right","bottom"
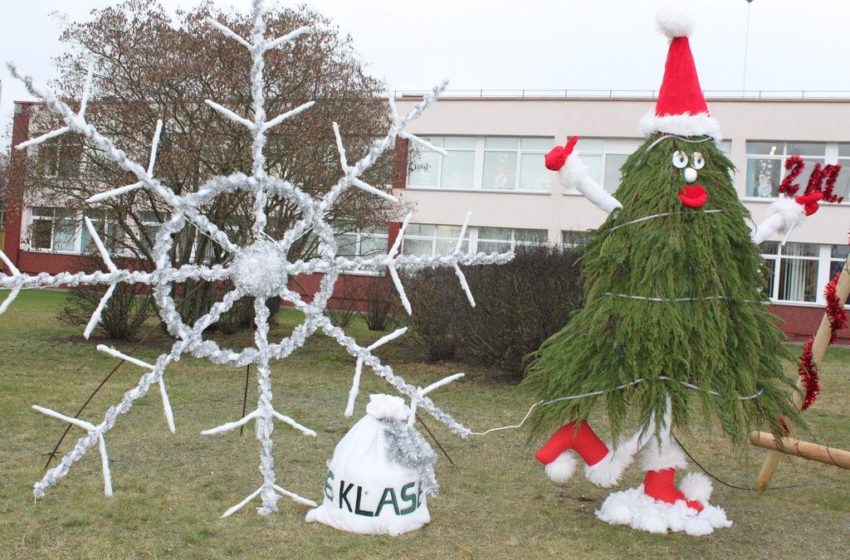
{"left": 26, "top": 0, "right": 403, "bottom": 323}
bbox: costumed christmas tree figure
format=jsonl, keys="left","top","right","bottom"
{"left": 523, "top": 9, "right": 823, "bottom": 536}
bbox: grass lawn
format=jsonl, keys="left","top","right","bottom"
{"left": 0, "top": 290, "right": 848, "bottom": 559}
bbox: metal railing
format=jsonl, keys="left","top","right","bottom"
{"left": 394, "top": 89, "right": 850, "bottom": 101}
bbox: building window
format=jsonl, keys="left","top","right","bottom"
{"left": 403, "top": 224, "right": 468, "bottom": 256}
{"left": 334, "top": 225, "right": 389, "bottom": 257}
{"left": 837, "top": 143, "right": 850, "bottom": 201}
{"left": 476, "top": 227, "right": 547, "bottom": 253}
{"left": 746, "top": 141, "right": 826, "bottom": 198}
{"left": 408, "top": 136, "right": 552, "bottom": 192}
{"left": 561, "top": 230, "right": 590, "bottom": 247}
{"left": 30, "top": 207, "right": 78, "bottom": 252}
{"left": 482, "top": 137, "right": 551, "bottom": 191}
{"left": 38, "top": 137, "right": 82, "bottom": 179}
{"left": 761, "top": 241, "right": 820, "bottom": 303}
{"left": 402, "top": 223, "right": 546, "bottom": 256}
{"left": 573, "top": 138, "right": 642, "bottom": 193}
{"left": 139, "top": 211, "right": 165, "bottom": 252}
{"left": 81, "top": 210, "right": 122, "bottom": 253}
{"left": 831, "top": 244, "right": 849, "bottom": 279}
{"left": 408, "top": 136, "right": 476, "bottom": 189}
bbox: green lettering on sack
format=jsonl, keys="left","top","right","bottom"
{"left": 354, "top": 486, "right": 374, "bottom": 517}
{"left": 375, "top": 487, "right": 400, "bottom": 516}
{"left": 399, "top": 482, "right": 417, "bottom": 515}
{"left": 339, "top": 480, "right": 354, "bottom": 512}
{"left": 324, "top": 470, "right": 334, "bottom": 501}
{"left": 417, "top": 482, "right": 423, "bottom": 510}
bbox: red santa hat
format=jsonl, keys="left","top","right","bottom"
{"left": 639, "top": 8, "right": 722, "bottom": 142}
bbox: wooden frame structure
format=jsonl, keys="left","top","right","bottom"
{"left": 751, "top": 254, "right": 850, "bottom": 489}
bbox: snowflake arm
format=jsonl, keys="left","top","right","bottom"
{"left": 344, "top": 326, "right": 408, "bottom": 417}
{"left": 31, "top": 406, "right": 114, "bottom": 497}
{"left": 87, "top": 119, "right": 163, "bottom": 204}
{"left": 319, "top": 316, "right": 471, "bottom": 437}
{"left": 7, "top": 64, "right": 241, "bottom": 254}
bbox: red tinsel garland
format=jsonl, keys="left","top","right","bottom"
{"left": 779, "top": 156, "right": 843, "bottom": 203}
{"left": 804, "top": 163, "right": 844, "bottom": 203}
{"left": 796, "top": 272, "right": 848, "bottom": 410}
{"left": 778, "top": 155, "right": 804, "bottom": 196}
{"left": 824, "top": 272, "right": 848, "bottom": 341}
{"left": 797, "top": 338, "right": 819, "bottom": 411}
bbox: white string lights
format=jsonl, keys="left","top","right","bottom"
{"left": 0, "top": 0, "right": 512, "bottom": 517}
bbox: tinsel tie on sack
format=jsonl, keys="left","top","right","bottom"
{"left": 381, "top": 419, "right": 439, "bottom": 496}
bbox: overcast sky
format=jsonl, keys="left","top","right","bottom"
{"left": 2, "top": 0, "right": 850, "bottom": 146}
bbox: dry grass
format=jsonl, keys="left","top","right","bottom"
{"left": 0, "top": 290, "right": 848, "bottom": 559}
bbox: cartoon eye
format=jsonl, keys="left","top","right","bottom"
{"left": 672, "top": 150, "right": 688, "bottom": 169}
{"left": 692, "top": 152, "right": 705, "bottom": 170}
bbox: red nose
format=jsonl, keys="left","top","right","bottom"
{"left": 678, "top": 185, "right": 708, "bottom": 208}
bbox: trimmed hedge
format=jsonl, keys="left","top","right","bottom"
{"left": 403, "top": 244, "right": 583, "bottom": 379}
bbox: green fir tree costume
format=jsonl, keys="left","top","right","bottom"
{"left": 523, "top": 10, "right": 817, "bottom": 536}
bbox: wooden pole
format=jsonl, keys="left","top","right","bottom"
{"left": 750, "top": 431, "right": 850, "bottom": 469}
{"left": 754, "top": 256, "right": 850, "bottom": 490}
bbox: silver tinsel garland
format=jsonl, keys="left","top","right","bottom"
{"left": 381, "top": 419, "right": 439, "bottom": 497}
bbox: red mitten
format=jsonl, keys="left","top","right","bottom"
{"left": 544, "top": 136, "right": 580, "bottom": 171}
{"left": 795, "top": 192, "right": 823, "bottom": 216}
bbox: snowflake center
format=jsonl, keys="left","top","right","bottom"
{"left": 232, "top": 240, "right": 289, "bottom": 297}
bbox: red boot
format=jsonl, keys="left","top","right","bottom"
{"left": 643, "top": 468, "right": 704, "bottom": 512}
{"left": 536, "top": 421, "right": 635, "bottom": 487}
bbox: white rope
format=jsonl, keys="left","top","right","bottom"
{"left": 471, "top": 377, "right": 765, "bottom": 436}
{"left": 639, "top": 134, "right": 714, "bottom": 160}
{"left": 602, "top": 292, "right": 752, "bottom": 303}
{"left": 606, "top": 209, "right": 724, "bottom": 234}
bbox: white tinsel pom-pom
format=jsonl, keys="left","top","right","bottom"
{"left": 367, "top": 394, "right": 411, "bottom": 421}
{"left": 657, "top": 7, "right": 694, "bottom": 39}
{"left": 545, "top": 451, "right": 577, "bottom": 484}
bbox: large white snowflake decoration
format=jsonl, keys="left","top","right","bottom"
{"left": 1, "top": 0, "right": 512, "bottom": 517}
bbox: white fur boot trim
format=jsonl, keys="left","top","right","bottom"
{"left": 640, "top": 437, "right": 688, "bottom": 471}
{"left": 584, "top": 440, "right": 636, "bottom": 488}
{"left": 595, "top": 485, "right": 733, "bottom": 536}
{"left": 680, "top": 472, "right": 713, "bottom": 503}
{"left": 545, "top": 451, "right": 577, "bottom": 484}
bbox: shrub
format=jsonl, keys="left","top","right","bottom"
{"left": 327, "top": 278, "right": 362, "bottom": 328}
{"left": 462, "top": 244, "right": 583, "bottom": 378}
{"left": 58, "top": 257, "right": 157, "bottom": 341}
{"left": 402, "top": 244, "right": 584, "bottom": 377}
{"left": 404, "top": 267, "right": 466, "bottom": 361}
{"left": 217, "top": 296, "right": 282, "bottom": 334}
{"left": 362, "top": 274, "right": 401, "bottom": 331}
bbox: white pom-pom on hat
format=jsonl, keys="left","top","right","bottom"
{"left": 657, "top": 6, "right": 694, "bottom": 39}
